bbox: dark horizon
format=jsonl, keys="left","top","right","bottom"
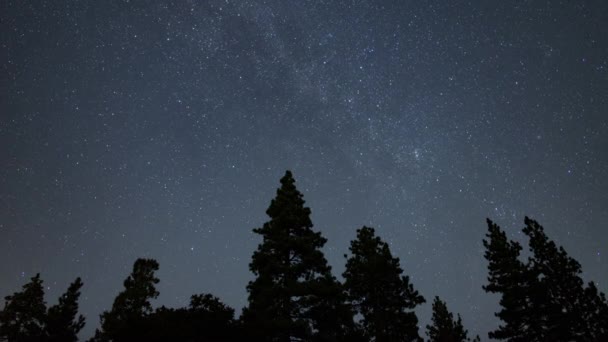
{"left": 1, "top": 1, "right": 607, "bottom": 340}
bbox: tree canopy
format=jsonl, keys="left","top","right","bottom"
{"left": 2, "top": 171, "right": 607, "bottom": 341}
{"left": 426, "top": 296, "right": 477, "bottom": 342}
{"left": 93, "top": 258, "right": 160, "bottom": 341}
{"left": 242, "top": 170, "right": 356, "bottom": 341}
{"left": 0, "top": 275, "right": 86, "bottom": 342}
{"left": 0, "top": 274, "right": 46, "bottom": 342}
{"left": 483, "top": 217, "right": 608, "bottom": 341}
{"left": 343, "top": 226, "right": 425, "bottom": 342}
{"left": 45, "top": 277, "right": 86, "bottom": 342}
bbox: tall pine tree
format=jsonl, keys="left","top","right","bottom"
{"left": 343, "top": 226, "right": 425, "bottom": 342}
{"left": 522, "top": 217, "right": 608, "bottom": 341}
{"left": 426, "top": 296, "right": 476, "bottom": 342}
{"left": 482, "top": 219, "right": 540, "bottom": 341}
{"left": 242, "top": 171, "right": 354, "bottom": 341}
{"left": 45, "top": 277, "right": 86, "bottom": 342}
{"left": 93, "top": 258, "right": 160, "bottom": 341}
{"left": 0, "top": 274, "right": 47, "bottom": 342}
{"left": 483, "top": 218, "right": 608, "bottom": 341}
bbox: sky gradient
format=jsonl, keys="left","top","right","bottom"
{"left": 1, "top": 1, "right": 607, "bottom": 339}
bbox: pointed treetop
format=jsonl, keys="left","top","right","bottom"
{"left": 94, "top": 258, "right": 160, "bottom": 341}
{"left": 483, "top": 217, "right": 608, "bottom": 341}
{"left": 343, "top": 226, "right": 425, "bottom": 341}
{"left": 427, "top": 296, "right": 471, "bottom": 342}
{"left": 244, "top": 170, "right": 346, "bottom": 341}
{"left": 278, "top": 170, "right": 296, "bottom": 191}
{"left": 265, "top": 170, "right": 311, "bottom": 225}
{"left": 46, "top": 277, "right": 86, "bottom": 342}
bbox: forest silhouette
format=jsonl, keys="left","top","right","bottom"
{"left": 1, "top": 171, "right": 607, "bottom": 341}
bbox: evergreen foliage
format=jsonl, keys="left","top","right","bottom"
{"left": 426, "top": 296, "right": 475, "bottom": 342}
{"left": 0, "top": 274, "right": 46, "bottom": 342}
{"left": 0, "top": 275, "right": 87, "bottom": 342}
{"left": 242, "top": 170, "right": 355, "bottom": 341}
{"left": 132, "top": 293, "right": 239, "bottom": 341}
{"left": 93, "top": 258, "right": 160, "bottom": 341}
{"left": 522, "top": 217, "right": 608, "bottom": 341}
{"left": 45, "top": 277, "right": 86, "bottom": 342}
{"left": 482, "top": 219, "right": 538, "bottom": 341}
{"left": 343, "top": 226, "right": 425, "bottom": 342}
{"left": 483, "top": 217, "right": 608, "bottom": 341}
{"left": 3, "top": 172, "right": 608, "bottom": 341}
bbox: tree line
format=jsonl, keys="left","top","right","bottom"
{"left": 1, "top": 171, "right": 607, "bottom": 341}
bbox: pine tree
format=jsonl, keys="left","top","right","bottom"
{"left": 582, "top": 281, "right": 608, "bottom": 341}
{"left": 522, "top": 217, "right": 608, "bottom": 341}
{"left": 482, "top": 218, "right": 540, "bottom": 341}
{"left": 186, "top": 293, "right": 238, "bottom": 340}
{"left": 483, "top": 217, "right": 608, "bottom": 341}
{"left": 135, "top": 293, "right": 239, "bottom": 341}
{"left": 93, "top": 258, "right": 160, "bottom": 341}
{"left": 0, "top": 274, "right": 47, "bottom": 342}
{"left": 426, "top": 296, "right": 474, "bottom": 342}
{"left": 45, "top": 277, "right": 86, "bottom": 342}
{"left": 343, "top": 226, "right": 425, "bottom": 342}
{"left": 242, "top": 171, "right": 354, "bottom": 341}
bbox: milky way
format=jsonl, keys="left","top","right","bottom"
{"left": 1, "top": 1, "right": 607, "bottom": 339}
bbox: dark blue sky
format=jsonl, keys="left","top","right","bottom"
{"left": 1, "top": 1, "right": 607, "bottom": 339}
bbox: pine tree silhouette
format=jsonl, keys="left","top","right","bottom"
{"left": 483, "top": 217, "right": 608, "bottom": 341}
{"left": 426, "top": 296, "right": 476, "bottom": 342}
{"left": 0, "top": 274, "right": 46, "bottom": 342}
{"left": 582, "top": 281, "right": 608, "bottom": 341}
{"left": 522, "top": 217, "right": 608, "bottom": 341}
{"left": 45, "top": 277, "right": 86, "bottom": 342}
{"left": 242, "top": 171, "right": 355, "bottom": 341}
{"left": 135, "top": 293, "right": 239, "bottom": 341}
{"left": 343, "top": 226, "right": 425, "bottom": 342}
{"left": 483, "top": 219, "right": 539, "bottom": 341}
{"left": 92, "top": 258, "right": 160, "bottom": 341}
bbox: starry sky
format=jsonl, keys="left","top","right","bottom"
{"left": 1, "top": 0, "right": 607, "bottom": 339}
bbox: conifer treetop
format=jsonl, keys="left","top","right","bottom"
{"left": 264, "top": 170, "right": 312, "bottom": 225}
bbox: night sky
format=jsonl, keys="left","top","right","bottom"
{"left": 1, "top": 1, "right": 607, "bottom": 339}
